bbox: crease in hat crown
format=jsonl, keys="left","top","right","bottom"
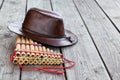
{"left": 8, "top": 8, "right": 78, "bottom": 47}
{"left": 29, "top": 8, "right": 63, "bottom": 19}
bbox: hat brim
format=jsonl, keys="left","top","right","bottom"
{"left": 8, "top": 22, "right": 78, "bottom": 47}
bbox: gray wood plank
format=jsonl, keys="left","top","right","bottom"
{"left": 21, "top": 0, "right": 66, "bottom": 80}
{"left": 51, "top": 0, "right": 110, "bottom": 80}
{"left": 95, "top": 0, "right": 120, "bottom": 31}
{"left": 27, "top": 0, "right": 51, "bottom": 10}
{"left": 0, "top": 0, "right": 26, "bottom": 80}
{"left": 74, "top": 0, "right": 120, "bottom": 80}
{"left": 0, "top": 0, "right": 3, "bottom": 9}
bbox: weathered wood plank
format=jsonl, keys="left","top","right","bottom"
{"left": 95, "top": 0, "right": 120, "bottom": 31}
{"left": 74, "top": 0, "right": 120, "bottom": 79}
{"left": 0, "top": 0, "right": 3, "bottom": 9}
{"left": 51, "top": 0, "right": 110, "bottom": 80}
{"left": 21, "top": 0, "right": 66, "bottom": 80}
{"left": 27, "top": 0, "right": 51, "bottom": 10}
{"left": 0, "top": 0, "right": 26, "bottom": 80}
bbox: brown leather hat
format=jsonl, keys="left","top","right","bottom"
{"left": 8, "top": 8, "right": 78, "bottom": 47}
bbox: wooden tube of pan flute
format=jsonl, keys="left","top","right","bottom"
{"left": 39, "top": 46, "right": 43, "bottom": 52}
{"left": 34, "top": 42, "right": 38, "bottom": 51}
{"left": 34, "top": 42, "right": 40, "bottom": 57}
{"left": 20, "top": 37, "right": 26, "bottom": 57}
{"left": 16, "top": 35, "right": 21, "bottom": 43}
{"left": 24, "top": 58, "right": 29, "bottom": 64}
{"left": 29, "top": 39, "right": 34, "bottom": 51}
{"left": 28, "top": 58, "right": 34, "bottom": 64}
{"left": 29, "top": 39, "right": 36, "bottom": 58}
{"left": 16, "top": 35, "right": 21, "bottom": 50}
{"left": 21, "top": 36, "right": 25, "bottom": 50}
{"left": 46, "top": 48, "right": 50, "bottom": 52}
{"left": 13, "top": 57, "right": 19, "bottom": 64}
{"left": 18, "top": 57, "right": 24, "bottom": 64}
{"left": 42, "top": 46, "right": 46, "bottom": 52}
{"left": 25, "top": 38, "right": 31, "bottom": 57}
{"left": 25, "top": 38, "right": 30, "bottom": 50}
{"left": 15, "top": 35, "right": 21, "bottom": 57}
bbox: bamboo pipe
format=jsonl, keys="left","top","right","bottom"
{"left": 16, "top": 35, "right": 21, "bottom": 43}
{"left": 34, "top": 42, "right": 39, "bottom": 57}
{"left": 30, "top": 53, "right": 36, "bottom": 58}
{"left": 41, "top": 59, "right": 46, "bottom": 65}
{"left": 34, "top": 59, "right": 38, "bottom": 65}
{"left": 21, "top": 36, "right": 25, "bottom": 49}
{"left": 29, "top": 39, "right": 34, "bottom": 50}
{"left": 39, "top": 53, "right": 44, "bottom": 59}
{"left": 46, "top": 48, "right": 50, "bottom": 52}
{"left": 24, "top": 58, "right": 29, "bottom": 65}
{"left": 56, "top": 61, "right": 61, "bottom": 65}
{"left": 44, "top": 54, "right": 47, "bottom": 58}
{"left": 28, "top": 59, "right": 34, "bottom": 64}
{"left": 18, "top": 58, "right": 24, "bottom": 64}
{"left": 25, "top": 38, "right": 31, "bottom": 57}
{"left": 38, "top": 60, "right": 42, "bottom": 65}
{"left": 39, "top": 46, "right": 42, "bottom": 51}
{"left": 34, "top": 42, "right": 38, "bottom": 51}
{"left": 54, "top": 55, "right": 58, "bottom": 59}
{"left": 20, "top": 37, "right": 26, "bottom": 57}
{"left": 15, "top": 35, "right": 21, "bottom": 57}
{"left": 49, "top": 61, "right": 54, "bottom": 65}
{"left": 29, "top": 39, "right": 35, "bottom": 58}
{"left": 59, "top": 59, "right": 63, "bottom": 64}
{"left": 13, "top": 57, "right": 18, "bottom": 64}
{"left": 16, "top": 35, "right": 21, "bottom": 50}
{"left": 26, "top": 52, "right": 31, "bottom": 57}
{"left": 36, "top": 53, "right": 39, "bottom": 58}
{"left": 42, "top": 46, "right": 46, "bottom": 52}
{"left": 45, "top": 58, "right": 50, "bottom": 65}
{"left": 16, "top": 52, "right": 21, "bottom": 57}
{"left": 46, "top": 60, "right": 51, "bottom": 65}
{"left": 50, "top": 50, "right": 53, "bottom": 53}
{"left": 48, "top": 54, "right": 51, "bottom": 58}
{"left": 25, "top": 38, "right": 30, "bottom": 50}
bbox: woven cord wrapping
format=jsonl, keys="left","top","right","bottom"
{"left": 10, "top": 35, "right": 75, "bottom": 74}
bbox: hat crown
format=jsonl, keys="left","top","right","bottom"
{"left": 22, "top": 8, "right": 65, "bottom": 38}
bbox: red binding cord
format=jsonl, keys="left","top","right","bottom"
{"left": 18, "top": 57, "right": 75, "bottom": 74}
{"left": 11, "top": 43, "right": 75, "bottom": 74}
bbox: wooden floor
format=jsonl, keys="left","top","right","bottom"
{"left": 1, "top": 0, "right": 120, "bottom": 80}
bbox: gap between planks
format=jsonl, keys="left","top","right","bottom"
{"left": 73, "top": 0, "right": 120, "bottom": 79}
{"left": 51, "top": 0, "right": 110, "bottom": 80}
{"left": 0, "top": 0, "right": 4, "bottom": 10}
{"left": 21, "top": 0, "right": 66, "bottom": 80}
{"left": 73, "top": 0, "right": 113, "bottom": 80}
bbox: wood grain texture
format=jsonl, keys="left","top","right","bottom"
{"left": 51, "top": 0, "right": 110, "bottom": 80}
{"left": 0, "top": 0, "right": 3, "bottom": 8}
{"left": 74, "top": 0, "right": 120, "bottom": 79}
{"left": 21, "top": 0, "right": 66, "bottom": 80}
{"left": 27, "top": 0, "right": 51, "bottom": 10}
{"left": 95, "top": 0, "right": 120, "bottom": 31}
{"left": 0, "top": 0, "right": 26, "bottom": 80}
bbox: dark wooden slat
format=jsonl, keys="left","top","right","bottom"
{"left": 74, "top": 0, "right": 120, "bottom": 79}
{"left": 51, "top": 0, "right": 110, "bottom": 80}
{"left": 0, "top": 0, "right": 26, "bottom": 80}
{"left": 21, "top": 0, "right": 66, "bottom": 80}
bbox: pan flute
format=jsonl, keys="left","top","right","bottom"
{"left": 10, "top": 35, "right": 75, "bottom": 74}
